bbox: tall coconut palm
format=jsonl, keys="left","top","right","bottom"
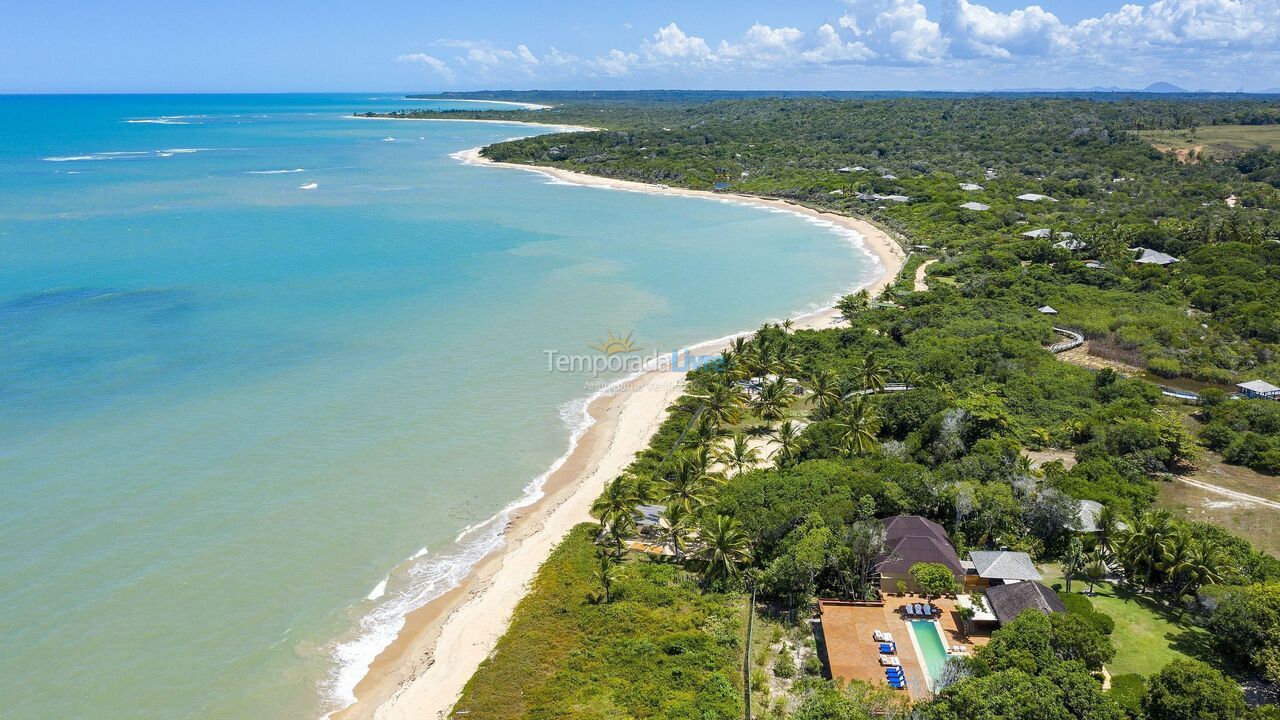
{"left": 658, "top": 502, "right": 693, "bottom": 560}
{"left": 697, "top": 514, "right": 752, "bottom": 584}
{"left": 594, "top": 552, "right": 621, "bottom": 603}
{"left": 1172, "top": 539, "right": 1228, "bottom": 599}
{"left": 854, "top": 351, "right": 887, "bottom": 393}
{"left": 1083, "top": 552, "right": 1108, "bottom": 594}
{"left": 1063, "top": 536, "right": 1086, "bottom": 593}
{"left": 717, "top": 433, "right": 761, "bottom": 476}
{"left": 752, "top": 378, "right": 792, "bottom": 426}
{"left": 690, "top": 383, "right": 744, "bottom": 430}
{"left": 837, "top": 397, "right": 881, "bottom": 457}
{"left": 807, "top": 369, "right": 842, "bottom": 419}
{"left": 663, "top": 463, "right": 717, "bottom": 512}
{"left": 590, "top": 477, "right": 641, "bottom": 528}
{"left": 770, "top": 420, "right": 806, "bottom": 467}
{"left": 1119, "top": 510, "right": 1174, "bottom": 592}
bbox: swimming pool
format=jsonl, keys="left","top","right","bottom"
{"left": 910, "top": 620, "right": 950, "bottom": 687}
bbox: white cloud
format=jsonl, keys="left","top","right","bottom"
{"left": 396, "top": 53, "right": 454, "bottom": 81}
{"left": 943, "top": 0, "right": 1074, "bottom": 59}
{"left": 641, "top": 23, "right": 715, "bottom": 63}
{"left": 396, "top": 0, "right": 1280, "bottom": 87}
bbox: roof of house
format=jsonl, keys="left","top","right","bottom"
{"left": 1038, "top": 306, "right": 1058, "bottom": 314}
{"left": 1238, "top": 379, "right": 1280, "bottom": 394}
{"left": 1054, "top": 238, "right": 1087, "bottom": 251}
{"left": 960, "top": 183, "right": 984, "bottom": 191}
{"left": 985, "top": 581, "right": 1066, "bottom": 623}
{"left": 876, "top": 515, "right": 964, "bottom": 578}
{"left": 1017, "top": 193, "right": 1058, "bottom": 202}
{"left": 1076, "top": 499, "right": 1103, "bottom": 532}
{"left": 1022, "top": 228, "right": 1053, "bottom": 238}
{"left": 636, "top": 504, "right": 665, "bottom": 527}
{"left": 959, "top": 201, "right": 990, "bottom": 211}
{"left": 1134, "top": 247, "right": 1179, "bottom": 265}
{"left": 969, "top": 551, "right": 1042, "bottom": 581}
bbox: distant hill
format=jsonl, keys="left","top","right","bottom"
{"left": 1143, "top": 82, "right": 1188, "bottom": 93}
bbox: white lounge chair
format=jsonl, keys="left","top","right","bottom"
{"left": 880, "top": 654, "right": 901, "bottom": 666}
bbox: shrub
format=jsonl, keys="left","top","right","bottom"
{"left": 773, "top": 647, "right": 796, "bottom": 678}
{"left": 1148, "top": 357, "right": 1182, "bottom": 378}
{"left": 802, "top": 653, "right": 824, "bottom": 676}
{"left": 1108, "top": 674, "right": 1146, "bottom": 720}
{"left": 1058, "top": 591, "right": 1116, "bottom": 635}
{"left": 1200, "top": 421, "right": 1238, "bottom": 451}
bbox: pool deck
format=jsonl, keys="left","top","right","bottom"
{"left": 816, "top": 596, "right": 991, "bottom": 699}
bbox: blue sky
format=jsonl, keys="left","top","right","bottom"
{"left": 3, "top": 0, "right": 1278, "bottom": 93}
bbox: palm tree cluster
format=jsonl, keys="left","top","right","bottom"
{"left": 585, "top": 322, "right": 909, "bottom": 598}
{"left": 1066, "top": 509, "right": 1233, "bottom": 600}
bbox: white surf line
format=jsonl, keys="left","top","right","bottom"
{"left": 1176, "top": 477, "right": 1280, "bottom": 510}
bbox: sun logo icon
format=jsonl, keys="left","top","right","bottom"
{"left": 591, "top": 330, "right": 638, "bottom": 356}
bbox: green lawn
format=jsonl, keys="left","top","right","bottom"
{"left": 1141, "top": 124, "right": 1280, "bottom": 158}
{"left": 1041, "top": 564, "right": 1212, "bottom": 677}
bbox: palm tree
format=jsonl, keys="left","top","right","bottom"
{"left": 663, "top": 458, "right": 718, "bottom": 511}
{"left": 854, "top": 351, "right": 887, "bottom": 393}
{"left": 591, "top": 477, "right": 641, "bottom": 528}
{"left": 717, "top": 433, "right": 761, "bottom": 476}
{"left": 1083, "top": 552, "right": 1108, "bottom": 595}
{"left": 752, "top": 378, "right": 792, "bottom": 426}
{"left": 1062, "top": 536, "right": 1086, "bottom": 593}
{"left": 770, "top": 420, "right": 806, "bottom": 466}
{"left": 781, "top": 318, "right": 794, "bottom": 333}
{"left": 658, "top": 502, "right": 693, "bottom": 560}
{"left": 835, "top": 290, "right": 869, "bottom": 323}
{"left": 690, "top": 383, "right": 744, "bottom": 430}
{"left": 1119, "top": 510, "right": 1174, "bottom": 592}
{"left": 594, "top": 552, "right": 621, "bottom": 603}
{"left": 837, "top": 397, "right": 881, "bottom": 457}
{"left": 806, "top": 369, "right": 842, "bottom": 419}
{"left": 1172, "top": 539, "right": 1228, "bottom": 599}
{"left": 697, "top": 514, "right": 752, "bottom": 584}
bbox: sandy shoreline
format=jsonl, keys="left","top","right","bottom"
{"left": 333, "top": 124, "right": 905, "bottom": 720}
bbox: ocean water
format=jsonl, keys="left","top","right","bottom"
{"left": 0, "top": 94, "right": 879, "bottom": 718}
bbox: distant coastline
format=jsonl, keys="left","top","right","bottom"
{"left": 333, "top": 117, "right": 905, "bottom": 720}
{"left": 403, "top": 97, "right": 555, "bottom": 110}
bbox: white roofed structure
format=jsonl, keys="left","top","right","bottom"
{"left": 959, "top": 202, "right": 990, "bottom": 211}
{"left": 1017, "top": 193, "right": 1059, "bottom": 202}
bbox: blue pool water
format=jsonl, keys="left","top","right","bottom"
{"left": 0, "top": 93, "right": 880, "bottom": 718}
{"left": 910, "top": 620, "right": 951, "bottom": 686}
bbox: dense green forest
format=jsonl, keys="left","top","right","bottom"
{"left": 381, "top": 94, "right": 1280, "bottom": 720}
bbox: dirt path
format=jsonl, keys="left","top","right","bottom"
{"left": 914, "top": 259, "right": 937, "bottom": 292}
{"left": 1175, "top": 477, "right": 1280, "bottom": 511}
{"left": 1055, "top": 341, "right": 1145, "bottom": 375}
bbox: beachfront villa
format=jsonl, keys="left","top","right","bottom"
{"left": 875, "top": 515, "right": 965, "bottom": 593}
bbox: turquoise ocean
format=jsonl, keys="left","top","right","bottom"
{"left": 0, "top": 94, "right": 879, "bottom": 718}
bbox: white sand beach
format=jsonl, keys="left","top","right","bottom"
{"left": 334, "top": 126, "right": 906, "bottom": 720}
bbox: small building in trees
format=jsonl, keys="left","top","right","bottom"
{"left": 1038, "top": 306, "right": 1058, "bottom": 315}
{"left": 875, "top": 515, "right": 964, "bottom": 593}
{"left": 959, "top": 201, "right": 990, "bottom": 211}
{"left": 1237, "top": 379, "right": 1280, "bottom": 400}
{"left": 1017, "top": 193, "right": 1059, "bottom": 202}
{"left": 966, "top": 550, "right": 1042, "bottom": 588}
{"left": 983, "top": 580, "right": 1066, "bottom": 625}
{"left": 1132, "top": 247, "right": 1179, "bottom": 265}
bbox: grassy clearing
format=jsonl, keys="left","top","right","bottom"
{"left": 451, "top": 524, "right": 745, "bottom": 720}
{"left": 1141, "top": 125, "right": 1280, "bottom": 159}
{"left": 1042, "top": 564, "right": 1211, "bottom": 677}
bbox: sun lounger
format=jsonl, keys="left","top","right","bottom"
{"left": 951, "top": 644, "right": 967, "bottom": 653}
{"left": 889, "top": 679, "right": 907, "bottom": 689}
{"left": 873, "top": 629, "right": 888, "bottom": 642}
{"left": 879, "top": 642, "right": 896, "bottom": 654}
{"left": 880, "top": 632, "right": 893, "bottom": 643}
{"left": 879, "top": 654, "right": 901, "bottom": 666}
{"left": 914, "top": 603, "right": 925, "bottom": 616}
{"left": 885, "top": 667, "right": 904, "bottom": 677}
{"left": 926, "top": 602, "right": 938, "bottom": 616}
